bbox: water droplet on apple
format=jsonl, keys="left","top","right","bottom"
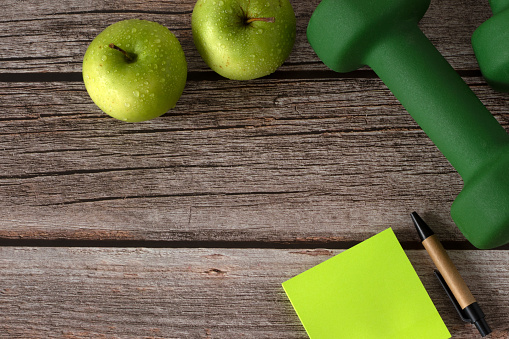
{"left": 155, "top": 38, "right": 161, "bottom": 43}
{"left": 258, "top": 29, "right": 264, "bottom": 34}
{"left": 101, "top": 55, "right": 108, "bottom": 61}
{"left": 133, "top": 90, "right": 140, "bottom": 97}
{"left": 219, "top": 0, "right": 224, "bottom": 5}
{"left": 132, "top": 28, "right": 137, "bottom": 33}
{"left": 125, "top": 102, "right": 130, "bottom": 108}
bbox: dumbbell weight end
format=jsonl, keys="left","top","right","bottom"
{"left": 451, "top": 150, "right": 509, "bottom": 249}
{"left": 472, "top": 0, "right": 509, "bottom": 92}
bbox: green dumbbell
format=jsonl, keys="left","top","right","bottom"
{"left": 307, "top": 0, "right": 509, "bottom": 248}
{"left": 472, "top": 0, "right": 509, "bottom": 92}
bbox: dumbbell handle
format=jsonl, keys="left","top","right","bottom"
{"left": 364, "top": 22, "right": 509, "bottom": 181}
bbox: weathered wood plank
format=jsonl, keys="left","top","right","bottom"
{"left": 0, "top": 0, "right": 492, "bottom": 73}
{"left": 0, "top": 247, "right": 507, "bottom": 338}
{"left": 1, "top": 78, "right": 507, "bottom": 242}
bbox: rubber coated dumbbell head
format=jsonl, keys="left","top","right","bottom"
{"left": 306, "top": 0, "right": 430, "bottom": 73}
{"left": 451, "top": 149, "right": 509, "bottom": 249}
{"left": 472, "top": 5, "right": 509, "bottom": 92}
{"left": 490, "top": 0, "right": 509, "bottom": 13}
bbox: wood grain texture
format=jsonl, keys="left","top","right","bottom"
{"left": 1, "top": 247, "right": 508, "bottom": 338}
{"left": 1, "top": 77, "right": 507, "bottom": 242}
{"left": 0, "top": 0, "right": 492, "bottom": 73}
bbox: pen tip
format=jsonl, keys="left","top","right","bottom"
{"left": 475, "top": 318, "right": 492, "bottom": 337}
{"left": 411, "top": 212, "right": 434, "bottom": 241}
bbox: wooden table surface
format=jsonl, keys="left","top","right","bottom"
{"left": 1, "top": 0, "right": 509, "bottom": 337}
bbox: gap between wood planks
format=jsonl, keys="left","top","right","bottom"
{"left": 1, "top": 238, "right": 509, "bottom": 251}
{"left": 0, "top": 69, "right": 484, "bottom": 83}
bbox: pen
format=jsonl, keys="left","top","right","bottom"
{"left": 411, "top": 212, "right": 491, "bottom": 337}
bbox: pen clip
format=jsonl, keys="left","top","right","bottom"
{"left": 434, "top": 270, "right": 470, "bottom": 323}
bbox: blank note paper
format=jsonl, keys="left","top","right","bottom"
{"left": 282, "top": 228, "right": 450, "bottom": 339}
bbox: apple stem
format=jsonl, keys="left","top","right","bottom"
{"left": 109, "top": 43, "right": 134, "bottom": 62}
{"left": 245, "top": 17, "right": 275, "bottom": 24}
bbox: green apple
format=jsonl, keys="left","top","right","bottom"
{"left": 83, "top": 19, "right": 187, "bottom": 122}
{"left": 191, "top": 0, "right": 296, "bottom": 80}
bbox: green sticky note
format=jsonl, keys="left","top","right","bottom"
{"left": 282, "top": 228, "right": 450, "bottom": 339}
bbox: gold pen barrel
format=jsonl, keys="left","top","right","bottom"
{"left": 422, "top": 235, "right": 476, "bottom": 309}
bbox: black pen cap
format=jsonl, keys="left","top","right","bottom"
{"left": 411, "top": 212, "right": 435, "bottom": 241}
{"left": 464, "top": 302, "right": 492, "bottom": 337}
